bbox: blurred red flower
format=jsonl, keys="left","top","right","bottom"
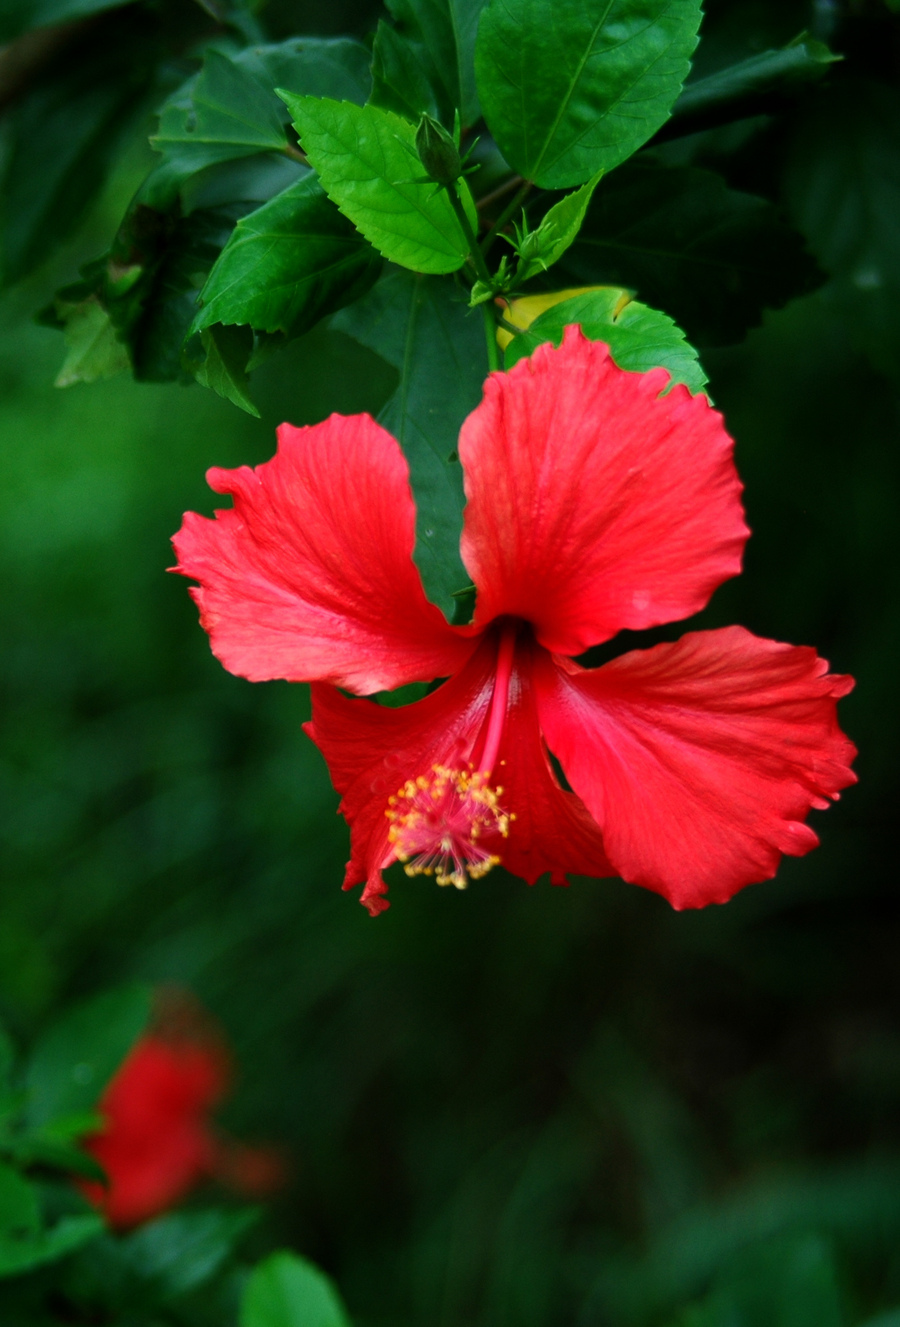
{"left": 173, "top": 329, "right": 856, "bottom": 917}
{"left": 80, "top": 998, "right": 282, "bottom": 1228}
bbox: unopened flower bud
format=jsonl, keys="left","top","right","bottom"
{"left": 415, "top": 114, "right": 462, "bottom": 186}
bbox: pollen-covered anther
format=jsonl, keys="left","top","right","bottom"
{"left": 386, "top": 764, "right": 510, "bottom": 890}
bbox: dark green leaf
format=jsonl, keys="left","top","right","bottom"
{"left": 51, "top": 296, "right": 131, "bottom": 388}
{"left": 120, "top": 1208, "right": 258, "bottom": 1301}
{"left": 475, "top": 0, "right": 702, "bottom": 189}
{"left": 668, "top": 37, "right": 841, "bottom": 134}
{"left": 514, "top": 170, "right": 603, "bottom": 283}
{"left": 370, "top": 20, "right": 444, "bottom": 122}
{"left": 0, "top": 1160, "right": 102, "bottom": 1277}
{"left": 0, "top": 0, "right": 135, "bottom": 42}
{"left": 185, "top": 324, "right": 260, "bottom": 416}
{"left": 241, "top": 1250, "right": 352, "bottom": 1327}
{"left": 375, "top": 0, "right": 487, "bottom": 127}
{"left": 193, "top": 175, "right": 381, "bottom": 337}
{"left": 9, "top": 1135, "right": 107, "bottom": 1183}
{"left": 25, "top": 984, "right": 151, "bottom": 1128}
{"left": 0, "top": 28, "right": 154, "bottom": 285}
{"left": 504, "top": 287, "right": 707, "bottom": 394}
{"left": 281, "top": 96, "right": 476, "bottom": 274}
{"left": 786, "top": 77, "right": 900, "bottom": 381}
{"left": 150, "top": 50, "right": 289, "bottom": 201}
{"left": 556, "top": 159, "right": 822, "bottom": 346}
{"left": 148, "top": 39, "right": 371, "bottom": 205}
{"left": 332, "top": 268, "right": 487, "bottom": 614}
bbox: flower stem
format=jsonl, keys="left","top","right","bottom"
{"left": 481, "top": 179, "right": 533, "bottom": 258}
{"left": 446, "top": 182, "right": 494, "bottom": 286}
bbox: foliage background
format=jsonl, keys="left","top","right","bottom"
{"left": 1, "top": 0, "right": 899, "bottom": 1324}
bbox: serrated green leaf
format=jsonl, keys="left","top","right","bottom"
{"left": 557, "top": 160, "right": 822, "bottom": 346}
{"left": 25, "top": 984, "right": 151, "bottom": 1128}
{"left": 332, "top": 268, "right": 487, "bottom": 614}
{"left": 53, "top": 297, "right": 130, "bottom": 388}
{"left": 786, "top": 77, "right": 900, "bottom": 381}
{"left": 281, "top": 95, "right": 476, "bottom": 275}
{"left": 186, "top": 324, "right": 260, "bottom": 416}
{"left": 475, "top": 0, "right": 702, "bottom": 189}
{"left": 515, "top": 170, "right": 603, "bottom": 283}
{"left": 241, "top": 1250, "right": 352, "bottom": 1327}
{"left": 193, "top": 175, "right": 380, "bottom": 337}
{"left": 504, "top": 287, "right": 707, "bottom": 394}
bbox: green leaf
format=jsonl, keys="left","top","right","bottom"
{"left": 556, "top": 160, "right": 822, "bottom": 346}
{"left": 193, "top": 175, "right": 381, "bottom": 337}
{"left": 186, "top": 324, "right": 260, "bottom": 416}
{"left": 370, "top": 20, "right": 445, "bottom": 122}
{"left": 148, "top": 39, "right": 371, "bottom": 205}
{"left": 786, "top": 77, "right": 900, "bottom": 381}
{"left": 0, "top": 1164, "right": 102, "bottom": 1277}
{"left": 120, "top": 1208, "right": 258, "bottom": 1301}
{"left": 9, "top": 1135, "right": 107, "bottom": 1183}
{"left": 374, "top": 0, "right": 487, "bottom": 127}
{"left": 332, "top": 268, "right": 488, "bottom": 614}
{"left": 515, "top": 170, "right": 603, "bottom": 283}
{"left": 670, "top": 37, "right": 841, "bottom": 131}
{"left": 150, "top": 50, "right": 289, "bottom": 198}
{"left": 281, "top": 96, "right": 476, "bottom": 275}
{"left": 241, "top": 1250, "right": 352, "bottom": 1327}
{"left": 25, "top": 984, "right": 151, "bottom": 1128}
{"left": 0, "top": 28, "right": 155, "bottom": 285}
{"left": 0, "top": 0, "right": 135, "bottom": 42}
{"left": 504, "top": 287, "right": 707, "bottom": 394}
{"left": 475, "top": 0, "right": 702, "bottom": 189}
{"left": 52, "top": 297, "right": 130, "bottom": 388}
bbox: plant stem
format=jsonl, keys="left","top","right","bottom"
{"left": 482, "top": 179, "right": 532, "bottom": 257}
{"left": 447, "top": 183, "right": 494, "bottom": 286}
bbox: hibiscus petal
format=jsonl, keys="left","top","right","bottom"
{"left": 534, "top": 626, "right": 857, "bottom": 909}
{"left": 459, "top": 328, "right": 748, "bottom": 656}
{"left": 172, "top": 413, "right": 473, "bottom": 694}
{"left": 305, "top": 635, "right": 612, "bottom": 915}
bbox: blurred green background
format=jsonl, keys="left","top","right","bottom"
{"left": 2, "top": 2, "right": 900, "bottom": 1326}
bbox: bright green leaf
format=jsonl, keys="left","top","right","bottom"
{"left": 515, "top": 170, "right": 603, "bottom": 283}
{"left": 557, "top": 160, "right": 822, "bottom": 346}
{"left": 475, "top": 0, "right": 702, "bottom": 188}
{"left": 332, "top": 268, "right": 488, "bottom": 614}
{"left": 241, "top": 1250, "right": 352, "bottom": 1327}
{"left": 193, "top": 175, "right": 381, "bottom": 337}
{"left": 281, "top": 95, "right": 476, "bottom": 274}
{"left": 504, "top": 287, "right": 707, "bottom": 394}
{"left": 186, "top": 324, "right": 260, "bottom": 416}
{"left": 25, "top": 984, "right": 151, "bottom": 1128}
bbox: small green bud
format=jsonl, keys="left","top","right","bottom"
{"left": 415, "top": 114, "right": 462, "bottom": 187}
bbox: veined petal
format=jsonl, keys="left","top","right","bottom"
{"left": 534, "top": 626, "right": 857, "bottom": 909}
{"left": 172, "top": 413, "right": 474, "bottom": 695}
{"left": 459, "top": 328, "right": 748, "bottom": 656}
{"left": 305, "top": 635, "right": 612, "bottom": 915}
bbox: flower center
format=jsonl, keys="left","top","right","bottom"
{"left": 386, "top": 765, "right": 510, "bottom": 889}
{"left": 385, "top": 622, "right": 519, "bottom": 891}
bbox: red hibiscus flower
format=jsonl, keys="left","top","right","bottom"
{"left": 80, "top": 998, "right": 282, "bottom": 1228}
{"left": 173, "top": 330, "right": 856, "bottom": 917}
